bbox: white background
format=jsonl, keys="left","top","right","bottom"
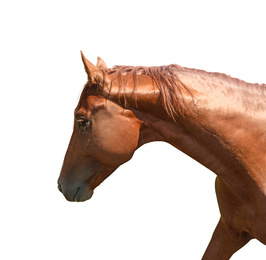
{"left": 1, "top": 1, "right": 265, "bottom": 259}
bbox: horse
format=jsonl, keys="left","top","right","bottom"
{"left": 58, "top": 51, "right": 266, "bottom": 259}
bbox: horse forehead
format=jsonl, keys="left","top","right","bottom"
{"left": 86, "top": 95, "right": 123, "bottom": 111}
{"left": 84, "top": 95, "right": 106, "bottom": 109}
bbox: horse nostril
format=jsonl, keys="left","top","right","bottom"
{"left": 58, "top": 182, "right": 63, "bottom": 193}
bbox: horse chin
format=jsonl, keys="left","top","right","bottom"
{"left": 64, "top": 188, "right": 94, "bottom": 202}
{"left": 76, "top": 189, "right": 94, "bottom": 202}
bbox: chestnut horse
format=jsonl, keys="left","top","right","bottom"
{"left": 58, "top": 51, "right": 266, "bottom": 259}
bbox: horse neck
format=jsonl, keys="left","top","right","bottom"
{"left": 108, "top": 68, "right": 266, "bottom": 194}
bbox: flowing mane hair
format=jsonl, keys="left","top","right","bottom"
{"left": 107, "top": 64, "right": 197, "bottom": 119}
{"left": 80, "top": 62, "right": 266, "bottom": 120}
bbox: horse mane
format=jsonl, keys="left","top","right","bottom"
{"left": 108, "top": 64, "right": 196, "bottom": 119}
{"left": 79, "top": 63, "right": 265, "bottom": 120}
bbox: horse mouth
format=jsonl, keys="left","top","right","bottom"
{"left": 70, "top": 187, "right": 94, "bottom": 202}
{"left": 73, "top": 187, "right": 81, "bottom": 201}
{"left": 58, "top": 183, "right": 94, "bottom": 202}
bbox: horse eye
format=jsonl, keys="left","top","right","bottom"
{"left": 77, "top": 119, "right": 89, "bottom": 128}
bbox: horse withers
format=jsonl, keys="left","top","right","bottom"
{"left": 58, "top": 51, "right": 266, "bottom": 259}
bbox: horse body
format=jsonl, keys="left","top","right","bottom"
{"left": 58, "top": 52, "right": 266, "bottom": 259}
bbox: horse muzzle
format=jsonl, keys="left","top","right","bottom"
{"left": 57, "top": 180, "right": 94, "bottom": 202}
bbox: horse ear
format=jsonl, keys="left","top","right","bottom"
{"left": 80, "top": 51, "right": 103, "bottom": 84}
{"left": 97, "top": 57, "right": 107, "bottom": 69}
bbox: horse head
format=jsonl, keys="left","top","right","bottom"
{"left": 58, "top": 52, "right": 143, "bottom": 201}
